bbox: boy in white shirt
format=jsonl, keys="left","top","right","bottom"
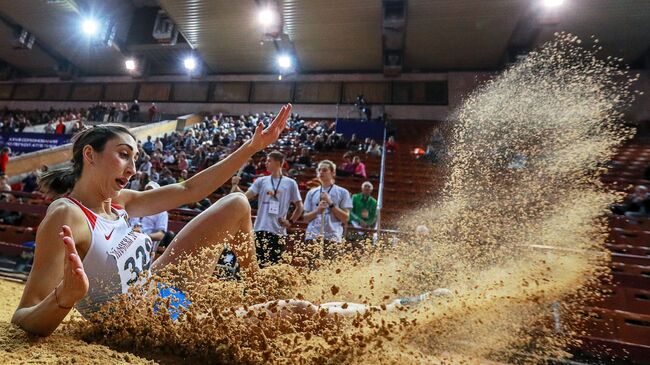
{"left": 231, "top": 151, "right": 303, "bottom": 267}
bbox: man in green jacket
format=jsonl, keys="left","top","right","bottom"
{"left": 349, "top": 181, "right": 377, "bottom": 229}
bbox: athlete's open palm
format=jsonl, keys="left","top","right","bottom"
{"left": 58, "top": 225, "right": 88, "bottom": 306}
{"left": 249, "top": 103, "right": 292, "bottom": 152}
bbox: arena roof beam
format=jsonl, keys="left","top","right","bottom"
{"left": 0, "top": 11, "right": 66, "bottom": 77}
{"left": 382, "top": 0, "right": 407, "bottom": 77}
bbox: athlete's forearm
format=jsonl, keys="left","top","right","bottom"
{"left": 12, "top": 287, "right": 71, "bottom": 337}
{"left": 182, "top": 141, "right": 256, "bottom": 202}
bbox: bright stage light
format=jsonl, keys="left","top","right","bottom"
{"left": 125, "top": 59, "right": 136, "bottom": 71}
{"left": 258, "top": 7, "right": 276, "bottom": 26}
{"left": 82, "top": 18, "right": 99, "bottom": 36}
{"left": 277, "top": 55, "right": 292, "bottom": 69}
{"left": 184, "top": 57, "right": 197, "bottom": 71}
{"left": 542, "top": 0, "right": 565, "bottom": 8}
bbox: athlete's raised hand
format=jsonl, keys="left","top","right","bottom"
{"left": 249, "top": 103, "right": 292, "bottom": 152}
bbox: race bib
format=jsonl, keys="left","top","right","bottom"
{"left": 268, "top": 200, "right": 280, "bottom": 215}
{"left": 108, "top": 231, "right": 153, "bottom": 294}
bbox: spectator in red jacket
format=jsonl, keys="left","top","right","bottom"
{"left": 0, "top": 147, "right": 10, "bottom": 174}
{"left": 54, "top": 119, "right": 66, "bottom": 134}
{"left": 148, "top": 103, "right": 158, "bottom": 122}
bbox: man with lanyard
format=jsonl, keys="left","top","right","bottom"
{"left": 231, "top": 150, "right": 303, "bottom": 267}
{"left": 349, "top": 181, "right": 377, "bottom": 230}
{"left": 302, "top": 160, "right": 353, "bottom": 266}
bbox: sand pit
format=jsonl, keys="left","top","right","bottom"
{"left": 0, "top": 279, "right": 155, "bottom": 364}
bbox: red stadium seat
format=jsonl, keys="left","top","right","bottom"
{"left": 615, "top": 310, "right": 650, "bottom": 346}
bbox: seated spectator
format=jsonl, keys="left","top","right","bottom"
{"left": 71, "top": 121, "right": 82, "bottom": 134}
{"left": 366, "top": 139, "right": 381, "bottom": 157}
{"left": 347, "top": 133, "right": 360, "bottom": 151}
{"left": 142, "top": 136, "right": 154, "bottom": 154}
{"left": 612, "top": 185, "right": 650, "bottom": 217}
{"left": 177, "top": 169, "right": 189, "bottom": 183}
{"left": 296, "top": 148, "right": 312, "bottom": 167}
{"left": 337, "top": 152, "right": 356, "bottom": 177}
{"left": 314, "top": 135, "right": 325, "bottom": 151}
{"left": 129, "top": 181, "right": 170, "bottom": 256}
{"left": 177, "top": 153, "right": 189, "bottom": 171}
{"left": 158, "top": 168, "right": 177, "bottom": 186}
{"left": 43, "top": 120, "right": 55, "bottom": 134}
{"left": 138, "top": 173, "right": 151, "bottom": 192}
{"left": 22, "top": 171, "right": 39, "bottom": 193}
{"left": 128, "top": 171, "right": 144, "bottom": 191}
{"left": 385, "top": 136, "right": 397, "bottom": 153}
{"left": 17, "top": 116, "right": 30, "bottom": 132}
{"left": 138, "top": 155, "right": 152, "bottom": 175}
{"left": 353, "top": 156, "right": 367, "bottom": 179}
{"left": 163, "top": 150, "right": 176, "bottom": 164}
{"left": 0, "top": 174, "right": 14, "bottom": 202}
{"left": 349, "top": 181, "right": 377, "bottom": 229}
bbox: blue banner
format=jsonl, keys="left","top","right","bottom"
{"left": 335, "top": 118, "right": 385, "bottom": 141}
{"left": 0, "top": 133, "right": 71, "bottom": 154}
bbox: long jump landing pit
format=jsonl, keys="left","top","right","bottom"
{"left": 0, "top": 278, "right": 507, "bottom": 365}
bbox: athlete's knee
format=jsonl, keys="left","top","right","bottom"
{"left": 222, "top": 192, "right": 251, "bottom": 215}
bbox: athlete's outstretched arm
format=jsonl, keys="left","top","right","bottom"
{"left": 119, "top": 103, "right": 292, "bottom": 218}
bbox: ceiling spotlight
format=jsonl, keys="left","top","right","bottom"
{"left": 542, "top": 0, "right": 565, "bottom": 8}
{"left": 277, "top": 55, "right": 292, "bottom": 69}
{"left": 125, "top": 59, "right": 136, "bottom": 71}
{"left": 184, "top": 56, "right": 197, "bottom": 71}
{"left": 258, "top": 7, "right": 276, "bottom": 26}
{"left": 82, "top": 18, "right": 99, "bottom": 36}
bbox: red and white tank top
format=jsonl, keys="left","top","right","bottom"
{"left": 64, "top": 197, "right": 154, "bottom": 318}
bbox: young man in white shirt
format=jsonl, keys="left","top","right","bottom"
{"left": 231, "top": 151, "right": 303, "bottom": 267}
{"left": 302, "top": 160, "right": 353, "bottom": 265}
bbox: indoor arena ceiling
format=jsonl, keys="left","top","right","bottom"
{"left": 0, "top": 0, "right": 646, "bottom": 77}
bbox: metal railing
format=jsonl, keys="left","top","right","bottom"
{"left": 373, "top": 119, "right": 388, "bottom": 241}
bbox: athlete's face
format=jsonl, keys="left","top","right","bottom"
{"left": 94, "top": 133, "right": 138, "bottom": 193}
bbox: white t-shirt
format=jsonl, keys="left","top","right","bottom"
{"left": 129, "top": 211, "right": 168, "bottom": 238}
{"left": 249, "top": 175, "right": 301, "bottom": 236}
{"left": 304, "top": 184, "right": 353, "bottom": 243}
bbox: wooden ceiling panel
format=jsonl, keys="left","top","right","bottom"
{"left": 158, "top": 0, "right": 278, "bottom": 73}
{"left": 405, "top": 0, "right": 527, "bottom": 71}
{"left": 285, "top": 0, "right": 383, "bottom": 72}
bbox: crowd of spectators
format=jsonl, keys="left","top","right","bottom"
{"left": 0, "top": 106, "right": 85, "bottom": 133}
{"left": 87, "top": 100, "right": 158, "bottom": 123}
{"left": 117, "top": 111, "right": 386, "bottom": 267}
